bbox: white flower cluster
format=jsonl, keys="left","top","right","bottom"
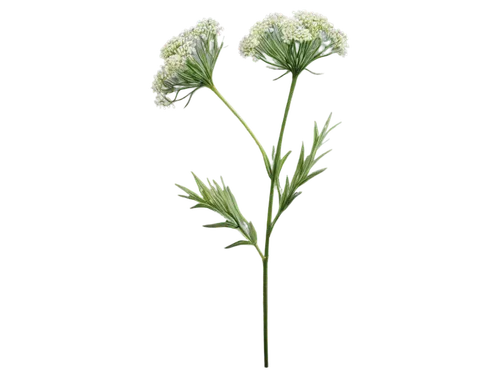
{"left": 239, "top": 11, "right": 348, "bottom": 60}
{"left": 153, "top": 19, "right": 222, "bottom": 107}
{"left": 152, "top": 69, "right": 171, "bottom": 107}
{"left": 293, "top": 11, "right": 334, "bottom": 38}
{"left": 329, "top": 29, "right": 348, "bottom": 57}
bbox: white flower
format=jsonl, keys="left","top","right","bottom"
{"left": 240, "top": 11, "right": 348, "bottom": 75}
{"left": 152, "top": 67, "right": 185, "bottom": 107}
{"left": 153, "top": 19, "right": 223, "bottom": 108}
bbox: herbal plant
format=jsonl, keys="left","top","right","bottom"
{"left": 152, "top": 11, "right": 348, "bottom": 368}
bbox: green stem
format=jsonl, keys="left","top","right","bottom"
{"left": 264, "top": 74, "right": 298, "bottom": 256}
{"left": 262, "top": 74, "right": 299, "bottom": 368}
{"left": 273, "top": 74, "right": 300, "bottom": 167}
{"left": 262, "top": 259, "right": 271, "bottom": 369}
{"left": 210, "top": 86, "right": 271, "bottom": 175}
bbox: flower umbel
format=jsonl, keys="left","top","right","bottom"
{"left": 239, "top": 11, "right": 348, "bottom": 76}
{"left": 152, "top": 19, "right": 223, "bottom": 107}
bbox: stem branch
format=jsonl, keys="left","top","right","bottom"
{"left": 210, "top": 86, "right": 271, "bottom": 174}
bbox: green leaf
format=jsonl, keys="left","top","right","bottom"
{"left": 188, "top": 200, "right": 230, "bottom": 219}
{"left": 242, "top": 216, "right": 259, "bottom": 244}
{"left": 208, "top": 178, "right": 230, "bottom": 214}
{"left": 311, "top": 123, "right": 318, "bottom": 145}
{"left": 288, "top": 190, "right": 304, "bottom": 207}
{"left": 175, "top": 191, "right": 189, "bottom": 200}
{"left": 225, "top": 240, "right": 253, "bottom": 249}
{"left": 222, "top": 182, "right": 258, "bottom": 242}
{"left": 294, "top": 143, "right": 305, "bottom": 179}
{"left": 298, "top": 111, "right": 335, "bottom": 175}
{"left": 278, "top": 174, "right": 293, "bottom": 210}
{"left": 203, "top": 221, "right": 238, "bottom": 229}
{"left": 216, "top": 180, "right": 240, "bottom": 218}
{"left": 190, "top": 169, "right": 207, "bottom": 195}
{"left": 174, "top": 182, "right": 201, "bottom": 201}
{"left": 259, "top": 153, "right": 272, "bottom": 178}
{"left": 278, "top": 174, "right": 289, "bottom": 204}
{"left": 312, "top": 146, "right": 333, "bottom": 166}
{"left": 300, "top": 168, "right": 327, "bottom": 186}
{"left": 176, "top": 170, "right": 259, "bottom": 250}
{"left": 281, "top": 167, "right": 328, "bottom": 212}
{"left": 188, "top": 203, "right": 210, "bottom": 210}
{"left": 269, "top": 143, "right": 280, "bottom": 176}
{"left": 226, "top": 187, "right": 242, "bottom": 219}
{"left": 274, "top": 150, "right": 293, "bottom": 193}
{"left": 306, "top": 123, "right": 321, "bottom": 169}
{"left": 325, "top": 111, "right": 335, "bottom": 126}
{"left": 205, "top": 181, "right": 219, "bottom": 203}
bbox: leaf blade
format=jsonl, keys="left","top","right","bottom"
{"left": 203, "top": 221, "right": 238, "bottom": 229}
{"left": 190, "top": 169, "right": 208, "bottom": 199}
{"left": 225, "top": 240, "right": 253, "bottom": 249}
{"left": 174, "top": 182, "right": 201, "bottom": 200}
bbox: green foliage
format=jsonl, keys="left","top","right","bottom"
{"left": 173, "top": 170, "right": 262, "bottom": 255}
{"left": 224, "top": 238, "right": 253, "bottom": 250}
{"left": 271, "top": 144, "right": 293, "bottom": 201}
{"left": 274, "top": 113, "right": 340, "bottom": 223}
{"left": 203, "top": 222, "right": 237, "bottom": 228}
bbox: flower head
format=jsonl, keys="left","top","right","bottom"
{"left": 240, "top": 11, "right": 348, "bottom": 76}
{"left": 152, "top": 19, "right": 223, "bottom": 108}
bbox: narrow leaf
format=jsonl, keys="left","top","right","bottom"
{"left": 175, "top": 192, "right": 189, "bottom": 200}
{"left": 206, "top": 181, "right": 215, "bottom": 203}
{"left": 242, "top": 214, "right": 259, "bottom": 243}
{"left": 293, "top": 143, "right": 305, "bottom": 180}
{"left": 311, "top": 123, "right": 318, "bottom": 145}
{"left": 325, "top": 111, "right": 335, "bottom": 127}
{"left": 312, "top": 146, "right": 333, "bottom": 166}
{"left": 174, "top": 183, "right": 201, "bottom": 200}
{"left": 188, "top": 203, "right": 209, "bottom": 210}
{"left": 278, "top": 174, "right": 293, "bottom": 213}
{"left": 209, "top": 179, "right": 230, "bottom": 213}
{"left": 188, "top": 200, "right": 230, "bottom": 221}
{"left": 203, "top": 221, "right": 238, "bottom": 229}
{"left": 274, "top": 151, "right": 289, "bottom": 193}
{"left": 191, "top": 173, "right": 209, "bottom": 200}
{"left": 225, "top": 240, "right": 253, "bottom": 249}
{"left": 301, "top": 168, "right": 327, "bottom": 186}
{"left": 219, "top": 181, "right": 241, "bottom": 217}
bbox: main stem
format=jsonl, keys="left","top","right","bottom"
{"left": 262, "top": 74, "right": 299, "bottom": 368}
{"left": 262, "top": 257, "right": 268, "bottom": 367}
